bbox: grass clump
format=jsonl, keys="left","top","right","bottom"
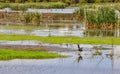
{"left": 0, "top": 49, "right": 64, "bottom": 60}
{"left": 23, "top": 12, "right": 42, "bottom": 24}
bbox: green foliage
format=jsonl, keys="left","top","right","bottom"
{"left": 0, "top": 49, "right": 64, "bottom": 60}
{"left": 0, "top": 3, "right": 9, "bottom": 9}
{"left": 75, "top": 4, "right": 119, "bottom": 29}
{"left": 0, "top": 2, "right": 68, "bottom": 10}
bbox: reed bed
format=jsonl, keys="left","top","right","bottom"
{"left": 86, "top": 7, "right": 118, "bottom": 29}
{"left": 75, "top": 3, "right": 120, "bottom": 29}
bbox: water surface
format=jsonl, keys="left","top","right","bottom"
{"left": 0, "top": 23, "right": 120, "bottom": 37}
{"left": 0, "top": 45, "right": 120, "bottom": 74}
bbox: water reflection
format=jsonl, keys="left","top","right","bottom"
{"left": 85, "top": 29, "right": 120, "bottom": 37}
{"left": 0, "top": 23, "right": 84, "bottom": 37}
{"left": 0, "top": 23, "right": 120, "bottom": 37}
{"left": 76, "top": 53, "right": 83, "bottom": 63}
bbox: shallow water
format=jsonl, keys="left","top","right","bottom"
{"left": 0, "top": 45, "right": 120, "bottom": 74}
{"left": 0, "top": 23, "right": 85, "bottom": 37}
{"left": 0, "top": 23, "right": 120, "bottom": 37}
{"left": 0, "top": 8, "right": 77, "bottom": 14}
{"left": 0, "top": 40, "right": 113, "bottom": 51}
{"left": 27, "top": 8, "right": 77, "bottom": 13}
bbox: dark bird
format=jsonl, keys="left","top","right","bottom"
{"left": 77, "top": 44, "right": 83, "bottom": 52}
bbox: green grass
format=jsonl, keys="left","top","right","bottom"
{"left": 0, "top": 49, "right": 64, "bottom": 60}
{"left": 0, "top": 34, "right": 120, "bottom": 45}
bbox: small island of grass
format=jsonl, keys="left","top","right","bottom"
{"left": 0, "top": 49, "right": 65, "bottom": 60}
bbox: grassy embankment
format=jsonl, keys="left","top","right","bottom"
{"left": 0, "top": 49, "right": 65, "bottom": 60}
{"left": 0, "top": 34, "right": 120, "bottom": 45}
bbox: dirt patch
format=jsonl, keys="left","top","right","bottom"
{"left": 0, "top": 45, "right": 71, "bottom": 52}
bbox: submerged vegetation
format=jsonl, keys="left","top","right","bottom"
{"left": 0, "top": 49, "right": 64, "bottom": 60}
{"left": 0, "top": 34, "right": 120, "bottom": 45}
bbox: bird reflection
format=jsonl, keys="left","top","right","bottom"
{"left": 77, "top": 53, "right": 83, "bottom": 63}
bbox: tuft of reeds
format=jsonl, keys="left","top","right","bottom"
{"left": 75, "top": 7, "right": 85, "bottom": 21}
{"left": 24, "top": 12, "right": 42, "bottom": 24}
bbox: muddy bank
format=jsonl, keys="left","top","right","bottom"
{"left": 0, "top": 45, "right": 72, "bottom": 52}
{"left": 0, "top": 12, "right": 79, "bottom": 25}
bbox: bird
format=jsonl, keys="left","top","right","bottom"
{"left": 77, "top": 44, "right": 83, "bottom": 52}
